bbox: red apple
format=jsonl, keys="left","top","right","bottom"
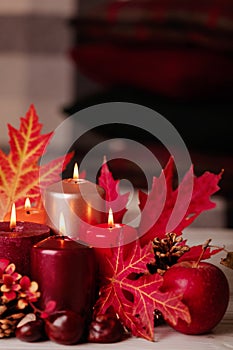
{"left": 162, "top": 261, "right": 230, "bottom": 335}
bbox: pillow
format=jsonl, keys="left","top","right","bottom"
{"left": 76, "top": 0, "right": 233, "bottom": 53}
{"left": 70, "top": 43, "right": 233, "bottom": 99}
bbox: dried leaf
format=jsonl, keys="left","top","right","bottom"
{"left": 0, "top": 105, "right": 73, "bottom": 219}
{"left": 94, "top": 241, "right": 190, "bottom": 341}
{"left": 221, "top": 252, "right": 233, "bottom": 270}
{"left": 138, "top": 157, "right": 222, "bottom": 246}
{"left": 98, "top": 158, "right": 129, "bottom": 222}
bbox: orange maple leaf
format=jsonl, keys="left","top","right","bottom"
{"left": 0, "top": 105, "right": 73, "bottom": 219}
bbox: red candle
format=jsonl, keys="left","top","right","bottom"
{"left": 4, "top": 198, "right": 46, "bottom": 224}
{"left": 0, "top": 204, "right": 50, "bottom": 276}
{"left": 31, "top": 215, "right": 96, "bottom": 322}
{"left": 86, "top": 209, "right": 138, "bottom": 268}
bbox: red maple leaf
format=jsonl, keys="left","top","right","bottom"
{"left": 0, "top": 105, "right": 73, "bottom": 219}
{"left": 98, "top": 158, "right": 129, "bottom": 223}
{"left": 94, "top": 240, "right": 190, "bottom": 341}
{"left": 178, "top": 244, "right": 223, "bottom": 262}
{"left": 138, "top": 157, "right": 222, "bottom": 246}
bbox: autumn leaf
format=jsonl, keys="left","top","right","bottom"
{"left": 0, "top": 105, "right": 73, "bottom": 219}
{"left": 98, "top": 157, "right": 129, "bottom": 222}
{"left": 178, "top": 244, "right": 223, "bottom": 262}
{"left": 138, "top": 157, "right": 222, "bottom": 246}
{"left": 221, "top": 252, "right": 233, "bottom": 270}
{"left": 94, "top": 240, "right": 190, "bottom": 341}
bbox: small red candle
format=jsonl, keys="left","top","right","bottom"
{"left": 31, "top": 213, "right": 96, "bottom": 321}
{"left": 0, "top": 203, "right": 50, "bottom": 276}
{"left": 86, "top": 209, "right": 138, "bottom": 264}
{"left": 4, "top": 198, "right": 46, "bottom": 224}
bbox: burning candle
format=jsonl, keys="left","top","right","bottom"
{"left": 4, "top": 198, "right": 46, "bottom": 224}
{"left": 31, "top": 213, "right": 96, "bottom": 322}
{"left": 86, "top": 208, "right": 138, "bottom": 260}
{"left": 0, "top": 203, "right": 50, "bottom": 276}
{"left": 44, "top": 163, "right": 106, "bottom": 238}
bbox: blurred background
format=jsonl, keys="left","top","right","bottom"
{"left": 0, "top": 0, "right": 76, "bottom": 151}
{"left": 0, "top": 0, "right": 232, "bottom": 227}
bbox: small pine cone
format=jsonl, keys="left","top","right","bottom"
{"left": 149, "top": 233, "right": 190, "bottom": 275}
{"left": 0, "top": 313, "right": 25, "bottom": 339}
{"left": 0, "top": 306, "right": 7, "bottom": 317}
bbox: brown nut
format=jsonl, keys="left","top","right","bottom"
{"left": 88, "top": 314, "right": 125, "bottom": 343}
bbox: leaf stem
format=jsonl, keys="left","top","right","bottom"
{"left": 194, "top": 239, "right": 212, "bottom": 268}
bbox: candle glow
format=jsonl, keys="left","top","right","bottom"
{"left": 10, "top": 203, "right": 16, "bottom": 230}
{"left": 59, "top": 212, "right": 66, "bottom": 238}
{"left": 25, "top": 197, "right": 31, "bottom": 212}
{"left": 108, "top": 208, "right": 114, "bottom": 228}
{"left": 73, "top": 163, "right": 79, "bottom": 180}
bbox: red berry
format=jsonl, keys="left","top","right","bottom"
{"left": 45, "top": 310, "right": 84, "bottom": 345}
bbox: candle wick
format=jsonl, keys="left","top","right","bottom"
{"left": 26, "top": 210, "right": 30, "bottom": 214}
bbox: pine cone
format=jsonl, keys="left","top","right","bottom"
{"left": 0, "top": 313, "right": 24, "bottom": 339}
{"left": 149, "top": 233, "right": 190, "bottom": 275}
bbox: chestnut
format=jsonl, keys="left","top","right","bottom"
{"left": 45, "top": 310, "right": 84, "bottom": 345}
{"left": 88, "top": 314, "right": 125, "bottom": 343}
{"left": 16, "top": 317, "right": 46, "bottom": 342}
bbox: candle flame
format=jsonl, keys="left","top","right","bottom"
{"left": 108, "top": 208, "right": 114, "bottom": 228}
{"left": 25, "top": 197, "right": 31, "bottom": 211}
{"left": 73, "top": 163, "right": 79, "bottom": 180}
{"left": 87, "top": 203, "right": 92, "bottom": 222}
{"left": 10, "top": 203, "right": 16, "bottom": 229}
{"left": 59, "top": 212, "right": 66, "bottom": 237}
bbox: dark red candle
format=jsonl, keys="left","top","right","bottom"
{"left": 0, "top": 221, "right": 50, "bottom": 276}
{"left": 31, "top": 236, "right": 96, "bottom": 321}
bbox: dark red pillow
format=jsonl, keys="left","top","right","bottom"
{"left": 71, "top": 0, "right": 233, "bottom": 99}
{"left": 70, "top": 44, "right": 233, "bottom": 99}
{"left": 77, "top": 0, "right": 233, "bottom": 53}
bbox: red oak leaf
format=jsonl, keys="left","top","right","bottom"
{"left": 138, "top": 157, "right": 222, "bottom": 246}
{"left": 0, "top": 105, "right": 73, "bottom": 219}
{"left": 98, "top": 157, "right": 129, "bottom": 222}
{"left": 94, "top": 240, "right": 190, "bottom": 341}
